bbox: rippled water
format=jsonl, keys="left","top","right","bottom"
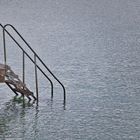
{"left": 0, "top": 0, "right": 140, "bottom": 139}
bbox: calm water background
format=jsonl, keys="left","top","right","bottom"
{"left": 0, "top": 0, "right": 140, "bottom": 139}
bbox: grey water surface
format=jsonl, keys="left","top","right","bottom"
{"left": 0, "top": 0, "right": 140, "bottom": 139}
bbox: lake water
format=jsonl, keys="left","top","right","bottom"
{"left": 0, "top": 0, "right": 140, "bottom": 139}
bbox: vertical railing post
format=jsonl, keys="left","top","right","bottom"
{"left": 22, "top": 51, "right": 25, "bottom": 84}
{"left": 3, "top": 28, "right": 7, "bottom": 67}
{"left": 22, "top": 51, "right": 25, "bottom": 99}
{"left": 34, "top": 55, "right": 39, "bottom": 101}
{"left": 63, "top": 87, "right": 66, "bottom": 104}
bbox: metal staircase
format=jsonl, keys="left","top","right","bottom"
{"left": 0, "top": 23, "right": 66, "bottom": 103}
{"left": 5, "top": 65, "right": 36, "bottom": 100}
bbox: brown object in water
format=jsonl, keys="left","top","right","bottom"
{"left": 0, "top": 64, "right": 6, "bottom": 83}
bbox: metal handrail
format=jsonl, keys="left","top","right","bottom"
{"left": 2, "top": 25, "right": 53, "bottom": 100}
{"left": 1, "top": 23, "right": 66, "bottom": 102}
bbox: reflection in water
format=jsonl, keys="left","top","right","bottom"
{"left": 0, "top": 96, "right": 65, "bottom": 139}
{"left": 0, "top": 97, "right": 39, "bottom": 139}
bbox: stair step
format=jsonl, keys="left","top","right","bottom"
{"left": 13, "top": 88, "right": 36, "bottom": 100}
{"left": 6, "top": 71, "right": 19, "bottom": 79}
{"left": 0, "top": 75, "right": 5, "bottom": 83}
{"left": 0, "top": 64, "right": 11, "bottom": 83}
{"left": 4, "top": 67, "right": 36, "bottom": 101}
{"left": 0, "top": 63, "right": 37, "bottom": 101}
{"left": 5, "top": 79, "right": 26, "bottom": 88}
{"left": 14, "top": 88, "right": 32, "bottom": 95}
